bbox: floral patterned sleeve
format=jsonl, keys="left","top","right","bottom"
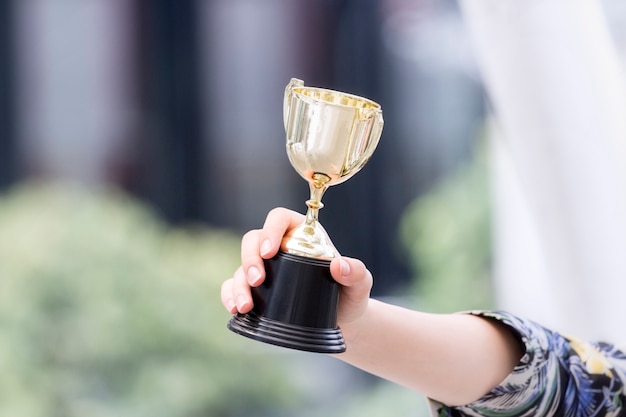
{"left": 429, "top": 311, "right": 626, "bottom": 417}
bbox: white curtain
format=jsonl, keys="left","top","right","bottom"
{"left": 459, "top": 0, "right": 626, "bottom": 342}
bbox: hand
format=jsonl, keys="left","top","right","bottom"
{"left": 220, "top": 207, "right": 373, "bottom": 341}
{"left": 221, "top": 208, "right": 522, "bottom": 405}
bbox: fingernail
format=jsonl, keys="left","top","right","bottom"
{"left": 340, "top": 258, "right": 351, "bottom": 277}
{"left": 226, "top": 298, "right": 236, "bottom": 313}
{"left": 260, "top": 239, "right": 272, "bottom": 257}
{"left": 236, "top": 294, "right": 248, "bottom": 311}
{"left": 247, "top": 266, "right": 262, "bottom": 286}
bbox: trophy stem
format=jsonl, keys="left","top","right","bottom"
{"left": 304, "top": 190, "right": 325, "bottom": 227}
{"left": 280, "top": 173, "right": 336, "bottom": 259}
{"left": 303, "top": 172, "right": 330, "bottom": 227}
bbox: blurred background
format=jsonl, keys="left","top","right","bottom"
{"left": 1, "top": 0, "right": 626, "bottom": 416}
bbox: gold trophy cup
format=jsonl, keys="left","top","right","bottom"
{"left": 228, "top": 78, "right": 383, "bottom": 353}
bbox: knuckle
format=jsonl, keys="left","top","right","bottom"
{"left": 241, "top": 229, "right": 260, "bottom": 243}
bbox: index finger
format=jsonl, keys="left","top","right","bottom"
{"left": 239, "top": 207, "right": 304, "bottom": 286}
{"left": 259, "top": 207, "right": 305, "bottom": 258}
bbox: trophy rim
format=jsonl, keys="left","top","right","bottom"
{"left": 291, "top": 85, "right": 382, "bottom": 112}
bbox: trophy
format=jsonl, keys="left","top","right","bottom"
{"left": 228, "top": 78, "right": 383, "bottom": 353}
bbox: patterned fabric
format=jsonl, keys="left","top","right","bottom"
{"left": 429, "top": 311, "right": 626, "bottom": 417}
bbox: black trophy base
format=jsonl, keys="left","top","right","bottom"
{"left": 227, "top": 251, "right": 346, "bottom": 354}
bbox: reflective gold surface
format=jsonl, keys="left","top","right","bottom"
{"left": 281, "top": 78, "right": 384, "bottom": 259}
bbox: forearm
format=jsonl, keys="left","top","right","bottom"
{"left": 337, "top": 299, "right": 522, "bottom": 406}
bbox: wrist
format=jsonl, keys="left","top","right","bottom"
{"left": 337, "top": 298, "right": 376, "bottom": 353}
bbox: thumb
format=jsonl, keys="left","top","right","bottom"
{"left": 330, "top": 256, "right": 373, "bottom": 324}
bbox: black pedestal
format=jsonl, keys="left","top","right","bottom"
{"left": 227, "top": 251, "right": 346, "bottom": 354}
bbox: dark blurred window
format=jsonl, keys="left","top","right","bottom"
{"left": 0, "top": 0, "right": 16, "bottom": 187}
{"left": 3, "top": 0, "right": 484, "bottom": 297}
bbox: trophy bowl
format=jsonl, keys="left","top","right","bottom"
{"left": 228, "top": 78, "right": 383, "bottom": 354}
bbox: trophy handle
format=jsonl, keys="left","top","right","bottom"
{"left": 284, "top": 78, "right": 304, "bottom": 131}
{"left": 341, "top": 106, "right": 384, "bottom": 176}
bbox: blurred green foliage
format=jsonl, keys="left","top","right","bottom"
{"left": 0, "top": 182, "right": 304, "bottom": 417}
{"left": 399, "top": 143, "right": 494, "bottom": 313}
{"left": 0, "top": 141, "right": 495, "bottom": 417}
